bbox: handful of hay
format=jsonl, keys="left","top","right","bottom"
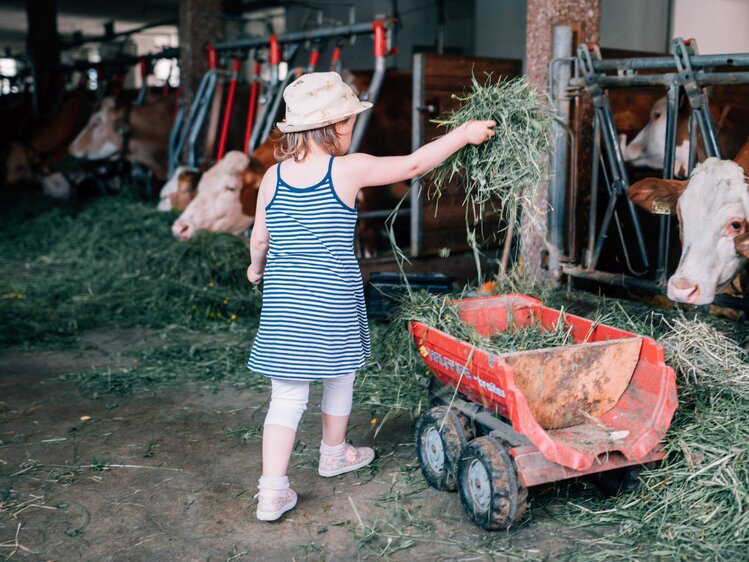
{"left": 429, "top": 75, "right": 556, "bottom": 225}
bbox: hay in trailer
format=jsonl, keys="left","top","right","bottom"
{"left": 391, "top": 290, "right": 575, "bottom": 360}
{"left": 429, "top": 74, "right": 556, "bottom": 226}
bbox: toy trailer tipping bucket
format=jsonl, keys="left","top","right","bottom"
{"left": 409, "top": 294, "right": 678, "bottom": 530}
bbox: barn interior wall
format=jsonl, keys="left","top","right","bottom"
{"left": 600, "top": 0, "right": 670, "bottom": 53}
{"left": 474, "top": 0, "right": 527, "bottom": 63}
{"left": 672, "top": 0, "right": 749, "bottom": 54}
{"left": 284, "top": 0, "right": 475, "bottom": 71}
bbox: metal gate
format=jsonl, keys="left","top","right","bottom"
{"left": 547, "top": 36, "right": 749, "bottom": 309}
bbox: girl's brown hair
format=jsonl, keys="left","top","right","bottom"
{"left": 274, "top": 124, "right": 344, "bottom": 162}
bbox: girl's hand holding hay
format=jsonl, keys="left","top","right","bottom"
{"left": 247, "top": 264, "right": 263, "bottom": 285}
{"left": 464, "top": 119, "right": 496, "bottom": 145}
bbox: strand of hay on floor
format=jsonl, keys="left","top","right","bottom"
{"left": 429, "top": 74, "right": 555, "bottom": 226}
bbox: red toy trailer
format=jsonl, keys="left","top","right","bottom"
{"left": 409, "top": 294, "right": 678, "bottom": 530}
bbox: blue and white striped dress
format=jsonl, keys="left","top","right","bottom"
{"left": 247, "top": 155, "right": 371, "bottom": 380}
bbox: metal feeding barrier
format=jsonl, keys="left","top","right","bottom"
{"left": 546, "top": 34, "right": 749, "bottom": 309}
{"left": 167, "top": 18, "right": 396, "bottom": 176}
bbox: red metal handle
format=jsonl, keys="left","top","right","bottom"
{"left": 331, "top": 46, "right": 341, "bottom": 64}
{"left": 269, "top": 34, "right": 281, "bottom": 66}
{"left": 243, "top": 61, "right": 262, "bottom": 153}
{"left": 207, "top": 44, "right": 217, "bottom": 70}
{"left": 138, "top": 57, "right": 148, "bottom": 79}
{"left": 373, "top": 20, "right": 387, "bottom": 57}
{"left": 308, "top": 49, "right": 320, "bottom": 69}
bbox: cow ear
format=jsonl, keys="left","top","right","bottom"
{"left": 734, "top": 137, "right": 749, "bottom": 175}
{"left": 735, "top": 233, "right": 749, "bottom": 259}
{"left": 240, "top": 169, "right": 260, "bottom": 189}
{"left": 627, "top": 178, "right": 688, "bottom": 213}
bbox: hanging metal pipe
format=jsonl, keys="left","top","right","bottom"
{"left": 248, "top": 35, "right": 281, "bottom": 152}
{"left": 348, "top": 20, "right": 392, "bottom": 154}
{"left": 213, "top": 19, "right": 395, "bottom": 52}
{"left": 547, "top": 26, "right": 573, "bottom": 278}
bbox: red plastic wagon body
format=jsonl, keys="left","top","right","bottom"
{"left": 410, "top": 294, "right": 678, "bottom": 489}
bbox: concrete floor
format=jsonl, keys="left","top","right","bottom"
{"left": 0, "top": 329, "right": 591, "bottom": 561}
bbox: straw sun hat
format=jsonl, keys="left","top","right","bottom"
{"left": 276, "top": 71, "right": 372, "bottom": 133}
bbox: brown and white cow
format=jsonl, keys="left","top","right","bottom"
{"left": 158, "top": 166, "right": 202, "bottom": 212}
{"left": 628, "top": 140, "right": 749, "bottom": 304}
{"left": 623, "top": 96, "right": 745, "bottom": 176}
{"left": 171, "top": 149, "right": 271, "bottom": 240}
{"left": 69, "top": 95, "right": 174, "bottom": 181}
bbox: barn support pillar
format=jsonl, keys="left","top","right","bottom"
{"left": 25, "top": 0, "right": 62, "bottom": 125}
{"left": 521, "top": 0, "right": 600, "bottom": 285}
{"left": 179, "top": 0, "right": 223, "bottom": 108}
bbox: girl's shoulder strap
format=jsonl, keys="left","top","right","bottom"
{"left": 326, "top": 155, "right": 335, "bottom": 178}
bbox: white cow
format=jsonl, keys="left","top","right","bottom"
{"left": 628, "top": 150, "right": 749, "bottom": 305}
{"left": 623, "top": 96, "right": 745, "bottom": 177}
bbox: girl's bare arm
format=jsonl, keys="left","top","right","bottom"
{"left": 247, "top": 170, "right": 273, "bottom": 284}
{"left": 337, "top": 120, "right": 495, "bottom": 191}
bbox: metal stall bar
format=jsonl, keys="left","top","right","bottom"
{"left": 673, "top": 38, "right": 720, "bottom": 158}
{"left": 134, "top": 57, "right": 150, "bottom": 107}
{"left": 243, "top": 59, "right": 262, "bottom": 154}
{"left": 547, "top": 26, "right": 574, "bottom": 274}
{"left": 410, "top": 53, "right": 426, "bottom": 257}
{"left": 213, "top": 20, "right": 396, "bottom": 53}
{"left": 565, "top": 39, "right": 749, "bottom": 307}
{"left": 247, "top": 34, "right": 280, "bottom": 153}
{"left": 588, "top": 51, "right": 749, "bottom": 72}
{"left": 578, "top": 44, "right": 650, "bottom": 272}
{"left": 348, "top": 19, "right": 393, "bottom": 153}
{"left": 258, "top": 43, "right": 301, "bottom": 147}
{"left": 330, "top": 44, "right": 343, "bottom": 73}
{"left": 168, "top": 44, "right": 219, "bottom": 174}
{"left": 307, "top": 45, "right": 320, "bottom": 73}
{"left": 216, "top": 58, "right": 242, "bottom": 160}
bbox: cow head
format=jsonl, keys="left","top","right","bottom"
{"left": 158, "top": 166, "right": 202, "bottom": 212}
{"left": 628, "top": 157, "right": 749, "bottom": 304}
{"left": 171, "top": 151, "right": 265, "bottom": 241}
{"left": 69, "top": 97, "right": 125, "bottom": 160}
{"left": 4, "top": 142, "right": 36, "bottom": 184}
{"left": 623, "top": 96, "right": 690, "bottom": 176}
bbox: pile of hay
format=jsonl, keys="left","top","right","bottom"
{"left": 561, "top": 310, "right": 749, "bottom": 561}
{"left": 429, "top": 75, "right": 555, "bottom": 225}
{"left": 0, "top": 194, "right": 261, "bottom": 347}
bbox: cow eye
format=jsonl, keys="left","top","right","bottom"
{"left": 224, "top": 185, "right": 237, "bottom": 191}
{"left": 654, "top": 111, "right": 662, "bottom": 119}
{"left": 731, "top": 221, "right": 742, "bottom": 231}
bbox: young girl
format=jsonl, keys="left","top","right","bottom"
{"left": 247, "top": 71, "right": 495, "bottom": 521}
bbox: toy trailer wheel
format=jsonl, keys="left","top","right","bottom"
{"left": 415, "top": 406, "right": 473, "bottom": 492}
{"left": 457, "top": 436, "right": 528, "bottom": 530}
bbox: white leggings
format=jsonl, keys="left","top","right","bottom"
{"left": 264, "top": 372, "right": 355, "bottom": 431}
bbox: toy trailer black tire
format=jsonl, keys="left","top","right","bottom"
{"left": 457, "top": 436, "right": 527, "bottom": 530}
{"left": 415, "top": 406, "right": 473, "bottom": 492}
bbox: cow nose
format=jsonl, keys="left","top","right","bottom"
{"left": 172, "top": 220, "right": 192, "bottom": 241}
{"left": 668, "top": 278, "right": 701, "bottom": 304}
